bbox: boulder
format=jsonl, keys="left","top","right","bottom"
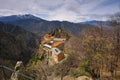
{"left": 76, "top": 76, "right": 92, "bottom": 80}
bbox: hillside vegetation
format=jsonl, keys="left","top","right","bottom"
{"left": 0, "top": 22, "right": 40, "bottom": 66}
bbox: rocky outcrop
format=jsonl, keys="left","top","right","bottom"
{"left": 10, "top": 61, "right": 23, "bottom": 80}
{"left": 76, "top": 76, "right": 92, "bottom": 80}
{"left": 63, "top": 75, "right": 92, "bottom": 80}
{"left": 63, "top": 75, "right": 75, "bottom": 80}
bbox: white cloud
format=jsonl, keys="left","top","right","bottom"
{"left": 0, "top": 9, "right": 26, "bottom": 16}
{"left": 0, "top": 0, "right": 119, "bottom": 22}
{"left": 77, "top": 14, "right": 109, "bottom": 22}
{"left": 47, "top": 0, "right": 110, "bottom": 22}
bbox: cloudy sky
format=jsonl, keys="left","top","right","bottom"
{"left": 0, "top": 0, "right": 120, "bottom": 22}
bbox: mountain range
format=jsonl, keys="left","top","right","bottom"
{"left": 0, "top": 14, "right": 93, "bottom": 36}
{"left": 80, "top": 20, "right": 110, "bottom": 27}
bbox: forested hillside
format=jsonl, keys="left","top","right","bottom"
{"left": 0, "top": 22, "right": 40, "bottom": 66}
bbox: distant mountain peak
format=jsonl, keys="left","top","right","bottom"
{"left": 15, "top": 14, "right": 35, "bottom": 18}
{"left": 0, "top": 14, "right": 44, "bottom": 22}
